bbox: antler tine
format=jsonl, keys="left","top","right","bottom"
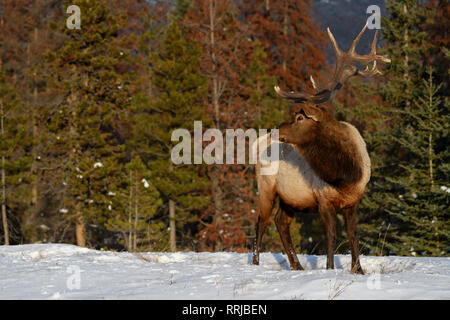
{"left": 370, "top": 30, "right": 378, "bottom": 54}
{"left": 327, "top": 27, "right": 342, "bottom": 57}
{"left": 357, "top": 60, "right": 382, "bottom": 77}
{"left": 274, "top": 85, "right": 332, "bottom": 104}
{"left": 349, "top": 22, "right": 368, "bottom": 54}
{"left": 351, "top": 27, "right": 391, "bottom": 64}
{"left": 310, "top": 75, "right": 318, "bottom": 90}
{"left": 274, "top": 85, "right": 309, "bottom": 103}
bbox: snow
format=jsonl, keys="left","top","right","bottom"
{"left": 141, "top": 178, "right": 150, "bottom": 188}
{"left": 93, "top": 162, "right": 103, "bottom": 168}
{"left": 0, "top": 244, "right": 449, "bottom": 300}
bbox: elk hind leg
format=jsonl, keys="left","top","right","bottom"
{"left": 343, "top": 203, "right": 364, "bottom": 274}
{"left": 318, "top": 201, "right": 337, "bottom": 270}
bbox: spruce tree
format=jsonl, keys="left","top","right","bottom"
{"left": 378, "top": 0, "right": 449, "bottom": 256}
{"left": 0, "top": 68, "right": 33, "bottom": 245}
{"left": 44, "top": 0, "right": 134, "bottom": 246}
{"left": 136, "top": 22, "right": 209, "bottom": 251}
{"left": 383, "top": 69, "right": 449, "bottom": 256}
{"left": 169, "top": 0, "right": 192, "bottom": 23}
{"left": 0, "top": 0, "right": 64, "bottom": 243}
{"left": 105, "top": 156, "right": 163, "bottom": 251}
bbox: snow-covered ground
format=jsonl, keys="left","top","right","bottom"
{"left": 0, "top": 244, "right": 448, "bottom": 300}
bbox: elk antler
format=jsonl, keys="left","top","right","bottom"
{"left": 347, "top": 23, "right": 391, "bottom": 64}
{"left": 274, "top": 85, "right": 333, "bottom": 104}
{"left": 275, "top": 22, "right": 391, "bottom": 104}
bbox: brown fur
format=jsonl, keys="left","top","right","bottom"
{"left": 278, "top": 105, "right": 363, "bottom": 187}
{"left": 298, "top": 121, "right": 363, "bottom": 187}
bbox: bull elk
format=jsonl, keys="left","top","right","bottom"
{"left": 251, "top": 23, "right": 390, "bottom": 274}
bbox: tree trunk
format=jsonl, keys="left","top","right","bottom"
{"left": 69, "top": 95, "right": 85, "bottom": 247}
{"left": 282, "top": 0, "right": 288, "bottom": 72}
{"left": 1, "top": 167, "right": 7, "bottom": 246}
{"left": 169, "top": 199, "right": 176, "bottom": 252}
{"left": 403, "top": 4, "right": 410, "bottom": 108}
{"left": 128, "top": 171, "right": 132, "bottom": 251}
{"left": 212, "top": 169, "right": 223, "bottom": 251}
{"left": 133, "top": 172, "right": 138, "bottom": 251}
{"left": 31, "top": 27, "right": 39, "bottom": 212}
{"left": 209, "top": 0, "right": 220, "bottom": 127}
{"left": 427, "top": 72, "right": 434, "bottom": 190}
{"left": 428, "top": 132, "right": 434, "bottom": 190}
{"left": 31, "top": 86, "right": 38, "bottom": 208}
{"left": 208, "top": 0, "right": 223, "bottom": 251}
{"left": 1, "top": 102, "right": 9, "bottom": 245}
{"left": 23, "top": 28, "right": 39, "bottom": 242}
{"left": 75, "top": 209, "right": 85, "bottom": 247}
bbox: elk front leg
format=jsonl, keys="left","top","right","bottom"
{"left": 343, "top": 203, "right": 364, "bottom": 274}
{"left": 253, "top": 216, "right": 269, "bottom": 265}
{"left": 252, "top": 192, "right": 274, "bottom": 265}
{"left": 275, "top": 202, "right": 303, "bottom": 270}
{"left": 318, "top": 201, "right": 336, "bottom": 270}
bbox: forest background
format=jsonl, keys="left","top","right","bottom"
{"left": 0, "top": 0, "right": 448, "bottom": 257}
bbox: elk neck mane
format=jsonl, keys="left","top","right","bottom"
{"left": 296, "top": 121, "right": 363, "bottom": 187}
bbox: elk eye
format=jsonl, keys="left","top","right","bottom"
{"left": 299, "top": 109, "right": 316, "bottom": 121}
{"left": 295, "top": 114, "right": 304, "bottom": 122}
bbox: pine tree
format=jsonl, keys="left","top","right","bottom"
{"left": 139, "top": 22, "right": 210, "bottom": 251}
{"left": 377, "top": 0, "right": 449, "bottom": 256}
{"left": 0, "top": 67, "right": 33, "bottom": 245}
{"left": 383, "top": 68, "right": 449, "bottom": 256}
{"left": 0, "top": 0, "right": 63, "bottom": 243}
{"left": 105, "top": 156, "right": 163, "bottom": 251}
{"left": 44, "top": 0, "right": 135, "bottom": 247}
{"left": 169, "top": 0, "right": 192, "bottom": 23}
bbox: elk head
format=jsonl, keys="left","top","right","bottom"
{"left": 277, "top": 104, "right": 332, "bottom": 145}
{"left": 274, "top": 22, "right": 391, "bottom": 105}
